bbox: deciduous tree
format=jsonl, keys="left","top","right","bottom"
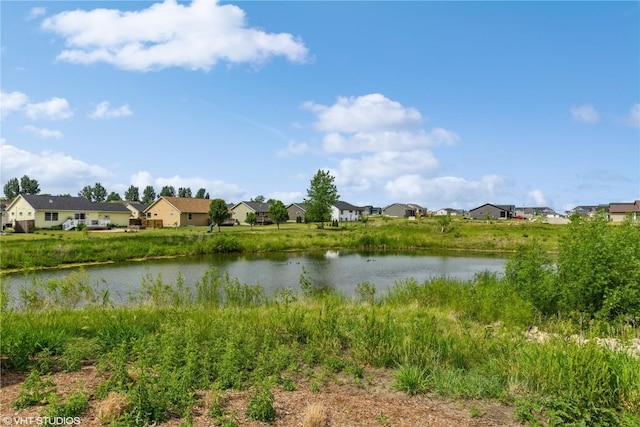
{"left": 19, "top": 175, "right": 40, "bottom": 195}
{"left": 3, "top": 178, "right": 20, "bottom": 199}
{"left": 304, "top": 170, "right": 339, "bottom": 228}
{"left": 178, "top": 187, "right": 192, "bottom": 198}
{"left": 269, "top": 199, "right": 289, "bottom": 229}
{"left": 124, "top": 185, "right": 140, "bottom": 201}
{"left": 160, "top": 186, "right": 176, "bottom": 197}
{"left": 106, "top": 192, "right": 122, "bottom": 202}
{"left": 246, "top": 212, "right": 257, "bottom": 230}
{"left": 142, "top": 186, "right": 156, "bottom": 204}
{"left": 209, "top": 198, "right": 231, "bottom": 232}
{"left": 195, "top": 188, "right": 207, "bottom": 199}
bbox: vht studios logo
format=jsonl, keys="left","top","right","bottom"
{"left": 2, "top": 417, "right": 81, "bottom": 426}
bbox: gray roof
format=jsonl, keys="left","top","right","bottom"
{"left": 19, "top": 195, "right": 130, "bottom": 213}
{"left": 126, "top": 201, "right": 149, "bottom": 211}
{"left": 236, "top": 201, "right": 271, "bottom": 212}
{"left": 333, "top": 201, "right": 364, "bottom": 211}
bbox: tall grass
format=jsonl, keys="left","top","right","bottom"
{"left": 1, "top": 218, "right": 565, "bottom": 271}
{"left": 1, "top": 267, "right": 637, "bottom": 426}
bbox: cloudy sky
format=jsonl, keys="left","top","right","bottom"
{"left": 1, "top": 0, "right": 638, "bottom": 212}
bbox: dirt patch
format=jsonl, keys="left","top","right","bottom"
{"left": 0, "top": 366, "right": 522, "bottom": 426}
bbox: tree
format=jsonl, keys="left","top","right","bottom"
{"left": 195, "top": 188, "right": 207, "bottom": 199}
{"left": 3, "top": 178, "right": 20, "bottom": 199}
{"left": 124, "top": 185, "right": 140, "bottom": 201}
{"left": 246, "top": 212, "right": 257, "bottom": 230}
{"left": 3, "top": 175, "right": 41, "bottom": 198}
{"left": 19, "top": 175, "right": 40, "bottom": 195}
{"left": 78, "top": 185, "right": 93, "bottom": 200}
{"left": 304, "top": 170, "right": 339, "bottom": 228}
{"left": 436, "top": 214, "right": 453, "bottom": 233}
{"left": 106, "top": 192, "right": 122, "bottom": 202}
{"left": 269, "top": 199, "right": 289, "bottom": 229}
{"left": 252, "top": 195, "right": 266, "bottom": 203}
{"left": 209, "top": 198, "right": 231, "bottom": 232}
{"left": 142, "top": 186, "right": 156, "bottom": 204}
{"left": 178, "top": 187, "right": 192, "bottom": 198}
{"left": 93, "top": 183, "right": 107, "bottom": 202}
{"left": 160, "top": 186, "right": 176, "bottom": 197}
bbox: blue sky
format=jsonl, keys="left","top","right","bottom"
{"left": 1, "top": 0, "right": 638, "bottom": 213}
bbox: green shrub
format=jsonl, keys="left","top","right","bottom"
{"left": 505, "top": 240, "right": 558, "bottom": 315}
{"left": 245, "top": 384, "right": 276, "bottom": 423}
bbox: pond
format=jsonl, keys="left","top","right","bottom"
{"left": 3, "top": 250, "right": 508, "bottom": 304}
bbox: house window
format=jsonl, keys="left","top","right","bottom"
{"left": 44, "top": 212, "right": 59, "bottom": 221}
{"left": 188, "top": 213, "right": 193, "bottom": 220}
{"left": 74, "top": 213, "right": 86, "bottom": 221}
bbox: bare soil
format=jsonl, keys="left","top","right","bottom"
{"left": 0, "top": 365, "right": 523, "bottom": 426}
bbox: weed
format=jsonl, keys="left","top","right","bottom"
{"left": 12, "top": 369, "right": 57, "bottom": 409}
{"left": 43, "top": 389, "right": 90, "bottom": 419}
{"left": 375, "top": 411, "right": 390, "bottom": 425}
{"left": 392, "top": 365, "right": 428, "bottom": 396}
{"left": 245, "top": 384, "right": 276, "bottom": 424}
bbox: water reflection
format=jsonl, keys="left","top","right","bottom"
{"left": 4, "top": 250, "right": 507, "bottom": 302}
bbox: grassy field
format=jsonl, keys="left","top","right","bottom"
{"left": 1, "top": 270, "right": 638, "bottom": 426}
{"left": 1, "top": 216, "right": 638, "bottom": 426}
{"left": 0, "top": 217, "right": 566, "bottom": 272}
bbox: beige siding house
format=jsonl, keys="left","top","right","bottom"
{"left": 143, "top": 196, "right": 212, "bottom": 227}
{"left": 231, "top": 201, "right": 271, "bottom": 225}
{"left": 5, "top": 195, "right": 130, "bottom": 232}
{"left": 608, "top": 201, "right": 640, "bottom": 222}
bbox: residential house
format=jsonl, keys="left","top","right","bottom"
{"left": 231, "top": 201, "right": 272, "bottom": 225}
{"left": 434, "top": 208, "right": 465, "bottom": 216}
{"left": 1, "top": 201, "right": 9, "bottom": 229}
{"left": 566, "top": 205, "right": 608, "bottom": 217}
{"left": 287, "top": 202, "right": 307, "bottom": 222}
{"left": 382, "top": 203, "right": 428, "bottom": 218}
{"left": 362, "top": 206, "right": 383, "bottom": 215}
{"left": 469, "top": 203, "right": 515, "bottom": 220}
{"left": 144, "top": 196, "right": 212, "bottom": 227}
{"left": 514, "top": 207, "right": 561, "bottom": 219}
{"left": 5, "top": 194, "right": 131, "bottom": 232}
{"left": 123, "top": 201, "right": 149, "bottom": 220}
{"left": 608, "top": 201, "right": 640, "bottom": 222}
{"left": 331, "top": 201, "right": 365, "bottom": 222}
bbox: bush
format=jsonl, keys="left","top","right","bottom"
{"left": 507, "top": 213, "right": 640, "bottom": 319}
{"left": 557, "top": 213, "right": 640, "bottom": 319}
{"left": 505, "top": 239, "right": 558, "bottom": 315}
{"left": 245, "top": 384, "right": 276, "bottom": 423}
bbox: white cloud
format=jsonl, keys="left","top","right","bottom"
{"left": 276, "top": 141, "right": 308, "bottom": 157}
{"left": 383, "top": 175, "right": 506, "bottom": 208}
{"left": 527, "top": 189, "right": 547, "bottom": 206}
{"left": 21, "top": 125, "right": 62, "bottom": 139}
{"left": 333, "top": 150, "right": 441, "bottom": 193}
{"left": 303, "top": 93, "right": 423, "bottom": 133}
{"left": 322, "top": 128, "right": 459, "bottom": 154}
{"left": 132, "top": 173, "right": 246, "bottom": 202}
{"left": 41, "top": 0, "right": 309, "bottom": 72}
{"left": 24, "top": 97, "right": 73, "bottom": 120}
{"left": 89, "top": 101, "right": 133, "bottom": 119}
{"left": 1, "top": 91, "right": 29, "bottom": 118}
{"left": 27, "top": 7, "right": 46, "bottom": 21}
{"left": 267, "top": 191, "right": 303, "bottom": 205}
{"left": 570, "top": 104, "right": 599, "bottom": 123}
{"left": 0, "top": 141, "right": 111, "bottom": 192}
{"left": 624, "top": 103, "right": 640, "bottom": 128}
